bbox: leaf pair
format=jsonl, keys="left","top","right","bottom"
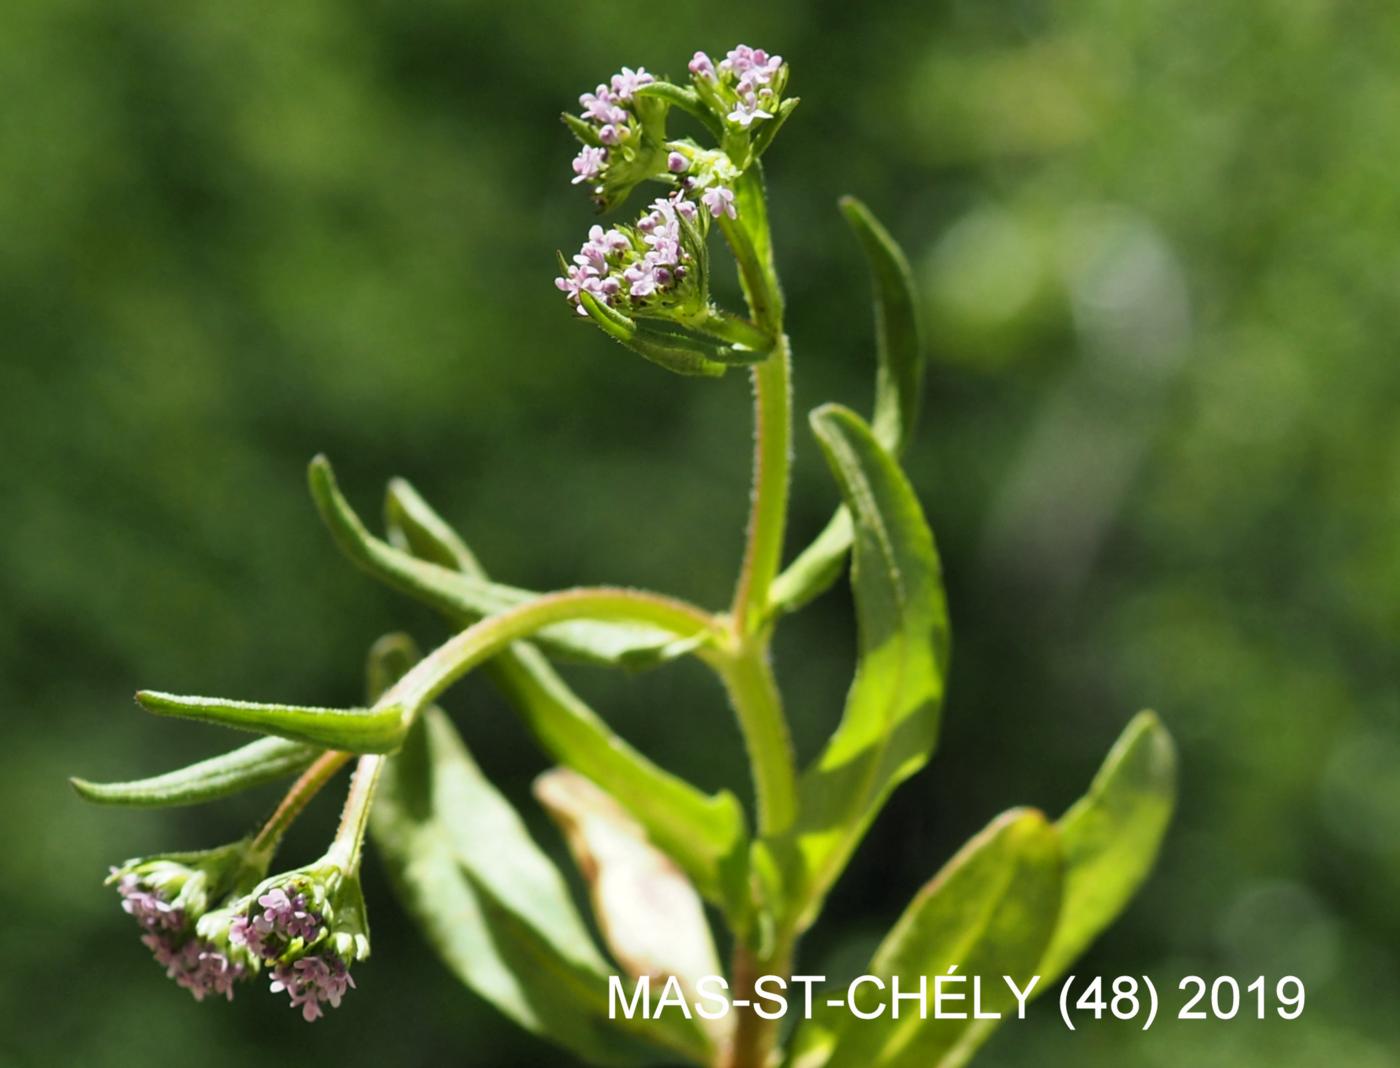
{"left": 787, "top": 713, "right": 1177, "bottom": 1068}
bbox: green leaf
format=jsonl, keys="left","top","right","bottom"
{"left": 765, "top": 405, "right": 949, "bottom": 932}
{"left": 578, "top": 292, "right": 731, "bottom": 377}
{"left": 1041, "top": 711, "right": 1177, "bottom": 981}
{"left": 921, "top": 714, "right": 1178, "bottom": 1068}
{"left": 562, "top": 111, "right": 603, "bottom": 146}
{"left": 750, "top": 96, "right": 800, "bottom": 160}
{"left": 815, "top": 809, "right": 1063, "bottom": 1068}
{"left": 365, "top": 631, "right": 425, "bottom": 704}
{"left": 842, "top": 196, "right": 924, "bottom": 455}
{"left": 770, "top": 198, "right": 926, "bottom": 614}
{"left": 383, "top": 478, "right": 751, "bottom": 919}
{"left": 373, "top": 707, "right": 707, "bottom": 1065}
{"left": 134, "top": 691, "right": 405, "bottom": 752}
{"left": 383, "top": 478, "right": 483, "bottom": 573}
{"left": 536, "top": 768, "right": 725, "bottom": 1056}
{"left": 69, "top": 736, "right": 320, "bottom": 807}
{"left": 309, "top": 455, "right": 694, "bottom": 668}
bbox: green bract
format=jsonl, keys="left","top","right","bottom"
{"left": 73, "top": 41, "right": 1175, "bottom": 1066}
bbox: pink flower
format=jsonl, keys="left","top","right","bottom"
{"left": 571, "top": 145, "right": 607, "bottom": 185}
{"left": 579, "top": 85, "right": 626, "bottom": 125}
{"left": 702, "top": 185, "right": 737, "bottom": 220}
{"left": 142, "top": 932, "right": 245, "bottom": 1002}
{"left": 667, "top": 152, "right": 689, "bottom": 174}
{"left": 720, "top": 45, "right": 782, "bottom": 84}
{"left": 727, "top": 90, "right": 773, "bottom": 128}
{"left": 689, "top": 51, "right": 715, "bottom": 79}
{"left": 115, "top": 872, "right": 183, "bottom": 932}
{"left": 609, "top": 66, "right": 655, "bottom": 101}
{"left": 270, "top": 955, "right": 357, "bottom": 1022}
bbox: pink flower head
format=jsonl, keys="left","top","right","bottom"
{"left": 230, "top": 885, "right": 324, "bottom": 959}
{"left": 270, "top": 955, "right": 357, "bottom": 1022}
{"left": 609, "top": 66, "right": 655, "bottom": 101}
{"left": 571, "top": 145, "right": 607, "bottom": 185}
{"left": 667, "top": 151, "right": 689, "bottom": 174}
{"left": 702, "top": 185, "right": 738, "bottom": 220}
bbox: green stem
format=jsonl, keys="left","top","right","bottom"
{"left": 724, "top": 939, "right": 793, "bottom": 1068}
{"left": 722, "top": 166, "right": 792, "bottom": 638}
{"left": 384, "top": 586, "right": 721, "bottom": 718}
{"left": 730, "top": 335, "right": 792, "bottom": 636}
{"left": 327, "top": 753, "right": 385, "bottom": 873}
{"left": 250, "top": 750, "right": 350, "bottom": 859}
{"left": 716, "top": 643, "right": 796, "bottom": 836}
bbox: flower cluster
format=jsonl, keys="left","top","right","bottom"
{"left": 111, "top": 848, "right": 259, "bottom": 1003}
{"left": 270, "top": 956, "right": 356, "bottom": 1022}
{"left": 689, "top": 45, "right": 789, "bottom": 131}
{"left": 556, "top": 194, "right": 707, "bottom": 317}
{"left": 568, "top": 65, "right": 671, "bottom": 208}
{"left": 110, "top": 842, "right": 370, "bottom": 1022}
{"left": 571, "top": 67, "right": 654, "bottom": 183}
{"left": 558, "top": 45, "right": 791, "bottom": 334}
{"left": 144, "top": 934, "right": 246, "bottom": 1002}
{"left": 228, "top": 885, "right": 322, "bottom": 957}
{"left": 211, "top": 862, "right": 370, "bottom": 1022}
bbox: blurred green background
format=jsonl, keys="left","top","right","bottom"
{"left": 3, "top": 0, "right": 1397, "bottom": 1064}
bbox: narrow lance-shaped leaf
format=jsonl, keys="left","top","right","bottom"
{"left": 384, "top": 478, "right": 751, "bottom": 921}
{"left": 764, "top": 405, "right": 949, "bottom": 933}
{"left": 373, "top": 704, "right": 709, "bottom": 1065}
{"left": 809, "top": 810, "right": 1063, "bottom": 1068}
{"left": 310, "top": 455, "right": 698, "bottom": 669}
{"left": 535, "top": 768, "right": 727, "bottom": 1055}
{"left": 134, "top": 691, "right": 405, "bottom": 753}
{"left": 750, "top": 97, "right": 801, "bottom": 160}
{"left": 771, "top": 198, "right": 926, "bottom": 615}
{"left": 69, "top": 736, "right": 321, "bottom": 808}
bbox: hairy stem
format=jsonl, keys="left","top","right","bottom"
{"left": 717, "top": 642, "right": 796, "bottom": 836}
{"left": 731, "top": 335, "right": 792, "bottom": 636}
{"left": 327, "top": 753, "right": 385, "bottom": 873}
